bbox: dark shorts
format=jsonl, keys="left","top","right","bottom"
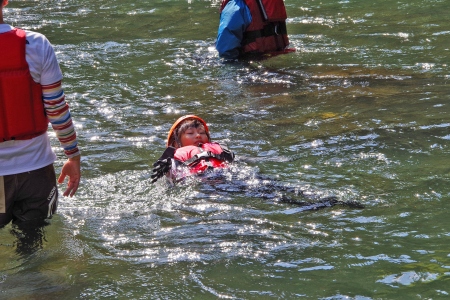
{"left": 0, "top": 164, "right": 58, "bottom": 227}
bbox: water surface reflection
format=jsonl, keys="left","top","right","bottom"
{"left": 1, "top": 0, "right": 450, "bottom": 298}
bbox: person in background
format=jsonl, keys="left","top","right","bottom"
{"left": 151, "top": 115, "right": 234, "bottom": 184}
{"left": 215, "top": 0, "right": 295, "bottom": 59}
{"left": 0, "top": 0, "right": 81, "bottom": 230}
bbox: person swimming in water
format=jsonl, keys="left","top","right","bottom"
{"left": 151, "top": 115, "right": 363, "bottom": 210}
{"left": 151, "top": 115, "right": 234, "bottom": 184}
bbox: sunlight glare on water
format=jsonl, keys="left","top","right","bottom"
{"left": 1, "top": 0, "right": 450, "bottom": 299}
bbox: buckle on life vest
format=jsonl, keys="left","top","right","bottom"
{"left": 184, "top": 151, "right": 214, "bottom": 167}
{"left": 243, "top": 22, "right": 287, "bottom": 45}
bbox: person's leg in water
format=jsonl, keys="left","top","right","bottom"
{"left": 0, "top": 164, "right": 58, "bottom": 255}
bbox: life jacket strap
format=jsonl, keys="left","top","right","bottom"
{"left": 182, "top": 144, "right": 235, "bottom": 168}
{"left": 183, "top": 150, "right": 214, "bottom": 167}
{"left": 2, "top": 130, "right": 47, "bottom": 142}
{"left": 243, "top": 22, "right": 287, "bottom": 46}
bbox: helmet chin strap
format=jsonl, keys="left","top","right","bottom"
{"left": 174, "top": 128, "right": 182, "bottom": 148}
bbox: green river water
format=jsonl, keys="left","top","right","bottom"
{"left": 1, "top": 0, "right": 449, "bottom": 299}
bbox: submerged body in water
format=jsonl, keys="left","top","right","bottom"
{"left": 158, "top": 161, "right": 364, "bottom": 211}
{"left": 152, "top": 115, "right": 363, "bottom": 211}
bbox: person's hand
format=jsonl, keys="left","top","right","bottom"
{"left": 151, "top": 158, "right": 172, "bottom": 183}
{"left": 58, "top": 155, "right": 81, "bottom": 197}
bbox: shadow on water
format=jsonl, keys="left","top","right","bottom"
{"left": 9, "top": 221, "right": 50, "bottom": 258}
{"left": 0, "top": 219, "right": 53, "bottom": 260}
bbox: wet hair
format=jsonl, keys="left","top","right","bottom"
{"left": 169, "top": 119, "right": 210, "bottom": 148}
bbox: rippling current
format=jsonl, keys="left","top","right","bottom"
{"left": 1, "top": 0, "right": 449, "bottom": 299}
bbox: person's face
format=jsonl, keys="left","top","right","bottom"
{"left": 179, "top": 126, "right": 209, "bottom": 147}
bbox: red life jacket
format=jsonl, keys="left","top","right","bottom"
{"left": 173, "top": 142, "right": 234, "bottom": 175}
{"left": 0, "top": 28, "right": 48, "bottom": 142}
{"left": 220, "top": 0, "right": 291, "bottom": 55}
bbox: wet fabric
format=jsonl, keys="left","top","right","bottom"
{"left": 0, "top": 164, "right": 58, "bottom": 227}
{"left": 216, "top": 0, "right": 290, "bottom": 59}
{"left": 216, "top": 0, "right": 252, "bottom": 58}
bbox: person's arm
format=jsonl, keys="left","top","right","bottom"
{"left": 215, "top": 0, "right": 252, "bottom": 59}
{"left": 41, "top": 80, "right": 81, "bottom": 197}
{"left": 151, "top": 147, "right": 176, "bottom": 183}
{"left": 27, "top": 31, "right": 81, "bottom": 196}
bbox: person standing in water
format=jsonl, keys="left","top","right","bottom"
{"left": 0, "top": 0, "right": 81, "bottom": 229}
{"left": 216, "top": 0, "right": 295, "bottom": 59}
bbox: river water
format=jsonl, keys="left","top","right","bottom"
{"left": 1, "top": 0, "right": 450, "bottom": 299}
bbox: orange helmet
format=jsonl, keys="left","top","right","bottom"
{"left": 166, "top": 115, "right": 210, "bottom": 147}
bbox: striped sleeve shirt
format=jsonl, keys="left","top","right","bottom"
{"left": 42, "top": 81, "right": 80, "bottom": 158}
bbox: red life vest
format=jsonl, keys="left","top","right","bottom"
{"left": 0, "top": 28, "right": 48, "bottom": 142}
{"left": 173, "top": 142, "right": 234, "bottom": 175}
{"left": 220, "top": 0, "right": 291, "bottom": 55}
